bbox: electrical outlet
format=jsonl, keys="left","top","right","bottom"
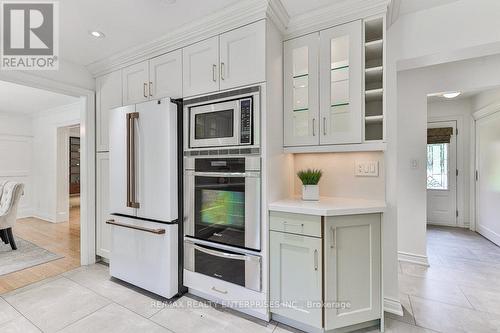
{"left": 355, "top": 161, "right": 379, "bottom": 177}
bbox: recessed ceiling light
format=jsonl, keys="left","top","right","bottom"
{"left": 89, "top": 31, "right": 105, "bottom": 38}
{"left": 442, "top": 91, "right": 461, "bottom": 99}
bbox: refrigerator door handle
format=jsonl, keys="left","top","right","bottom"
{"left": 127, "top": 112, "right": 140, "bottom": 208}
{"left": 106, "top": 219, "right": 165, "bottom": 234}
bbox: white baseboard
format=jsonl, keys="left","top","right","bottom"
{"left": 32, "top": 213, "right": 56, "bottom": 223}
{"left": 477, "top": 224, "right": 500, "bottom": 246}
{"left": 398, "top": 251, "right": 429, "bottom": 266}
{"left": 17, "top": 207, "right": 34, "bottom": 219}
{"left": 384, "top": 297, "right": 403, "bottom": 316}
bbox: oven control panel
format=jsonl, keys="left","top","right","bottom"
{"left": 240, "top": 98, "right": 252, "bottom": 145}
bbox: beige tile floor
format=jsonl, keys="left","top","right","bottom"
{"left": 0, "top": 225, "right": 499, "bottom": 332}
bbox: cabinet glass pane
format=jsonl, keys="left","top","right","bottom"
{"left": 293, "top": 46, "right": 310, "bottom": 137}
{"left": 329, "top": 35, "right": 351, "bottom": 134}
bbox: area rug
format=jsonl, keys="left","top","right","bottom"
{"left": 0, "top": 238, "right": 63, "bottom": 276}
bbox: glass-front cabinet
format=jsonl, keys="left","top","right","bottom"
{"left": 319, "top": 21, "right": 362, "bottom": 145}
{"left": 284, "top": 33, "right": 319, "bottom": 146}
{"left": 284, "top": 20, "right": 365, "bottom": 148}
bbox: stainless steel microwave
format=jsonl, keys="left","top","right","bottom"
{"left": 184, "top": 88, "right": 260, "bottom": 149}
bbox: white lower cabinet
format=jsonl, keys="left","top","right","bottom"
{"left": 96, "top": 152, "right": 111, "bottom": 259}
{"left": 270, "top": 230, "right": 322, "bottom": 328}
{"left": 270, "top": 212, "right": 381, "bottom": 332}
{"left": 324, "top": 214, "right": 381, "bottom": 330}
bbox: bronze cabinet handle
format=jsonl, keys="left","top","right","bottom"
{"left": 149, "top": 81, "right": 153, "bottom": 97}
{"left": 143, "top": 82, "right": 148, "bottom": 98}
{"left": 106, "top": 219, "right": 165, "bottom": 234}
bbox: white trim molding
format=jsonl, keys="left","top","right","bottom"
{"left": 384, "top": 297, "right": 403, "bottom": 316}
{"left": 477, "top": 224, "right": 500, "bottom": 247}
{"left": 398, "top": 251, "right": 429, "bottom": 266}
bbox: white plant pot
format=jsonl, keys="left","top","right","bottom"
{"left": 302, "top": 185, "right": 319, "bottom": 201}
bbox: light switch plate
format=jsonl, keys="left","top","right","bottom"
{"left": 355, "top": 161, "right": 379, "bottom": 177}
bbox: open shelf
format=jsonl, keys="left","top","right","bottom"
{"left": 364, "top": 17, "right": 384, "bottom": 142}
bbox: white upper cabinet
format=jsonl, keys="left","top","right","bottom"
{"left": 320, "top": 21, "right": 362, "bottom": 145}
{"left": 96, "top": 152, "right": 111, "bottom": 259}
{"left": 149, "top": 50, "right": 183, "bottom": 99}
{"left": 122, "top": 61, "right": 150, "bottom": 105}
{"left": 284, "top": 33, "right": 320, "bottom": 147}
{"left": 324, "top": 214, "right": 381, "bottom": 329}
{"left": 96, "top": 70, "right": 122, "bottom": 152}
{"left": 219, "top": 21, "right": 265, "bottom": 91}
{"left": 182, "top": 36, "right": 219, "bottom": 97}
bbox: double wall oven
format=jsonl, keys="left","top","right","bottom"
{"left": 183, "top": 87, "right": 262, "bottom": 292}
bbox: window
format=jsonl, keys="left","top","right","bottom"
{"left": 427, "top": 143, "right": 449, "bottom": 190}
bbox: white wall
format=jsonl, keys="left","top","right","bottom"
{"left": 428, "top": 98, "right": 474, "bottom": 227}
{"left": 0, "top": 113, "right": 34, "bottom": 217}
{"left": 32, "top": 102, "right": 82, "bottom": 222}
{"left": 473, "top": 87, "right": 500, "bottom": 111}
{"left": 291, "top": 152, "right": 385, "bottom": 200}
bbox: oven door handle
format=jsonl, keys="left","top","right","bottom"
{"left": 191, "top": 243, "right": 253, "bottom": 261}
{"left": 192, "top": 171, "right": 257, "bottom": 178}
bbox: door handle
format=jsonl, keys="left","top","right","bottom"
{"left": 314, "top": 249, "right": 319, "bottom": 271}
{"left": 143, "top": 82, "right": 148, "bottom": 98}
{"left": 212, "top": 64, "right": 217, "bottom": 82}
{"left": 149, "top": 82, "right": 153, "bottom": 97}
{"left": 211, "top": 286, "right": 228, "bottom": 294}
{"left": 126, "top": 112, "right": 140, "bottom": 209}
{"left": 106, "top": 219, "right": 165, "bottom": 234}
{"left": 330, "top": 226, "right": 336, "bottom": 248}
{"left": 312, "top": 118, "right": 316, "bottom": 136}
{"left": 323, "top": 117, "right": 327, "bottom": 135}
{"left": 220, "top": 62, "right": 225, "bottom": 80}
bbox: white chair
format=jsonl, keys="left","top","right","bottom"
{"left": 0, "top": 181, "right": 24, "bottom": 250}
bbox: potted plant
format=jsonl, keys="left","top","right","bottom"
{"left": 297, "top": 169, "right": 322, "bottom": 201}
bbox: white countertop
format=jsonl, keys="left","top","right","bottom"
{"left": 269, "top": 196, "right": 386, "bottom": 216}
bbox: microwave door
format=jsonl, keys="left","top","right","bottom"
{"left": 109, "top": 104, "right": 137, "bottom": 217}
{"left": 189, "top": 100, "right": 240, "bottom": 148}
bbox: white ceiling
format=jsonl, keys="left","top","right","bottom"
{"left": 398, "top": 0, "right": 459, "bottom": 16}
{"left": 59, "top": 0, "right": 240, "bottom": 66}
{"left": 0, "top": 81, "right": 79, "bottom": 115}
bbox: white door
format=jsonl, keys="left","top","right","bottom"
{"left": 270, "top": 231, "right": 322, "bottom": 328}
{"left": 135, "top": 99, "right": 178, "bottom": 222}
{"left": 324, "top": 214, "right": 381, "bottom": 330}
{"left": 319, "top": 20, "right": 362, "bottom": 145}
{"left": 149, "top": 50, "right": 183, "bottom": 99}
{"left": 219, "top": 20, "right": 265, "bottom": 91}
{"left": 427, "top": 121, "right": 457, "bottom": 226}
{"left": 96, "top": 70, "right": 122, "bottom": 152}
{"left": 96, "top": 152, "right": 111, "bottom": 259}
{"left": 122, "top": 61, "right": 149, "bottom": 105}
{"left": 109, "top": 104, "right": 137, "bottom": 217}
{"left": 182, "top": 36, "right": 219, "bottom": 97}
{"left": 283, "top": 32, "right": 320, "bottom": 147}
{"left": 476, "top": 112, "right": 500, "bottom": 246}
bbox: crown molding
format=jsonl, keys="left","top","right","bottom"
{"left": 284, "top": 0, "right": 390, "bottom": 40}
{"left": 87, "top": 0, "right": 289, "bottom": 77}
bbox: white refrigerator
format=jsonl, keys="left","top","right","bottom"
{"left": 108, "top": 98, "right": 178, "bottom": 298}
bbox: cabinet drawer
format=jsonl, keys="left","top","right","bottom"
{"left": 270, "top": 211, "right": 321, "bottom": 237}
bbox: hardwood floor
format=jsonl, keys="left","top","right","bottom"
{"left": 0, "top": 207, "right": 80, "bottom": 294}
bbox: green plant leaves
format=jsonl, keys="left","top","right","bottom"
{"left": 297, "top": 168, "right": 323, "bottom": 185}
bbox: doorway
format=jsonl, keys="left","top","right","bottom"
{"left": 475, "top": 110, "right": 500, "bottom": 246}
{"left": 426, "top": 121, "right": 458, "bottom": 226}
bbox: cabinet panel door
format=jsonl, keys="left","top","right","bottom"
{"left": 324, "top": 214, "right": 381, "bottom": 329}
{"left": 149, "top": 50, "right": 182, "bottom": 99}
{"left": 182, "top": 36, "right": 219, "bottom": 97}
{"left": 219, "top": 20, "right": 265, "bottom": 90}
{"left": 122, "top": 61, "right": 149, "bottom": 105}
{"left": 319, "top": 20, "right": 362, "bottom": 145}
{"left": 284, "top": 33, "right": 320, "bottom": 147}
{"left": 96, "top": 152, "right": 111, "bottom": 259}
{"left": 96, "top": 70, "right": 122, "bottom": 152}
{"left": 270, "top": 231, "right": 322, "bottom": 328}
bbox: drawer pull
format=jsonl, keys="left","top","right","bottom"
{"left": 283, "top": 221, "right": 304, "bottom": 228}
{"left": 106, "top": 219, "right": 165, "bottom": 235}
{"left": 330, "top": 226, "right": 336, "bottom": 248}
{"left": 212, "top": 286, "right": 228, "bottom": 294}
